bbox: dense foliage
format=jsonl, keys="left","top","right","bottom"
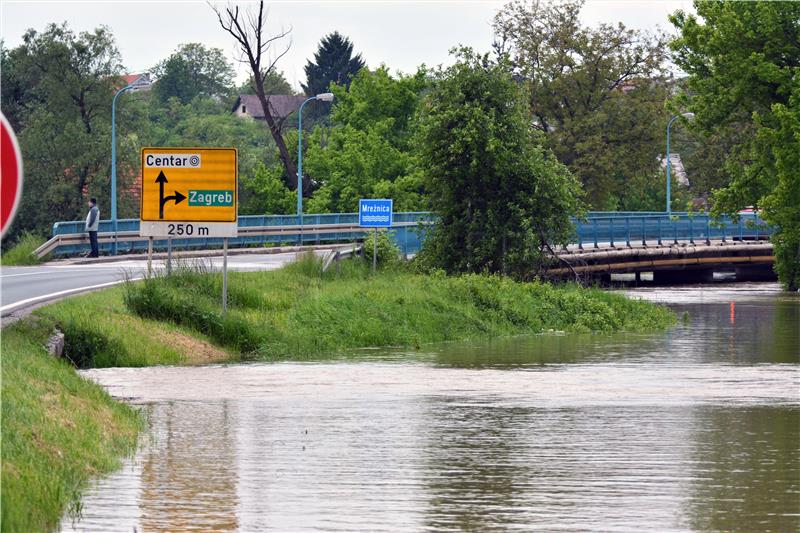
{"left": 304, "top": 66, "right": 429, "bottom": 213}
{"left": 302, "top": 31, "right": 365, "bottom": 96}
{"left": 11, "top": 3, "right": 794, "bottom": 281}
{"left": 494, "top": 0, "right": 670, "bottom": 210}
{"left": 151, "top": 43, "right": 235, "bottom": 104}
{"left": 670, "top": 1, "right": 800, "bottom": 289}
{"left": 1, "top": 24, "right": 130, "bottom": 242}
{"left": 415, "top": 50, "right": 584, "bottom": 278}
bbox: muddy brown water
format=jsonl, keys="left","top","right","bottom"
{"left": 63, "top": 283, "right": 799, "bottom": 532}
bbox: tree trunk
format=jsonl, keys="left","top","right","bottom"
{"left": 213, "top": 2, "right": 310, "bottom": 195}
{"left": 254, "top": 86, "right": 298, "bottom": 190}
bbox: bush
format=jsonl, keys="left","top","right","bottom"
{"left": 361, "top": 231, "right": 400, "bottom": 268}
{"left": 123, "top": 275, "right": 265, "bottom": 355}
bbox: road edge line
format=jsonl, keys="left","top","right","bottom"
{"left": 1, "top": 278, "right": 142, "bottom": 319}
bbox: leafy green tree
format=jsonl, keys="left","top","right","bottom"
{"left": 151, "top": 43, "right": 235, "bottom": 104}
{"left": 670, "top": 1, "right": 800, "bottom": 289}
{"left": 0, "top": 23, "right": 131, "bottom": 242}
{"left": 494, "top": 0, "right": 669, "bottom": 210}
{"left": 415, "top": 49, "right": 584, "bottom": 278}
{"left": 304, "top": 67, "right": 428, "bottom": 213}
{"left": 240, "top": 162, "right": 296, "bottom": 215}
{"left": 0, "top": 44, "right": 39, "bottom": 132}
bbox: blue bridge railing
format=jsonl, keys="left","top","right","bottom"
{"left": 49, "top": 211, "right": 772, "bottom": 257}
{"left": 573, "top": 212, "right": 771, "bottom": 249}
{"left": 50, "top": 212, "right": 434, "bottom": 257}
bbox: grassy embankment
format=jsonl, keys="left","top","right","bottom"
{"left": 20, "top": 255, "right": 676, "bottom": 368}
{"left": 115, "top": 255, "right": 675, "bottom": 362}
{"left": 0, "top": 320, "right": 141, "bottom": 532}
{"left": 1, "top": 255, "right": 674, "bottom": 531}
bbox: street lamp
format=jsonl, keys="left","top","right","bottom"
{"left": 111, "top": 74, "right": 150, "bottom": 255}
{"left": 666, "top": 112, "right": 695, "bottom": 214}
{"left": 297, "top": 92, "right": 334, "bottom": 232}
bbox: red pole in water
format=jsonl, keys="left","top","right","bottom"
{"left": 730, "top": 301, "right": 736, "bottom": 325}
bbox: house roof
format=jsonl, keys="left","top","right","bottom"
{"left": 115, "top": 73, "right": 151, "bottom": 92}
{"left": 234, "top": 94, "right": 307, "bottom": 120}
{"left": 122, "top": 74, "right": 143, "bottom": 85}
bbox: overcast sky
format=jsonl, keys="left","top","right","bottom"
{"left": 2, "top": 0, "right": 694, "bottom": 90}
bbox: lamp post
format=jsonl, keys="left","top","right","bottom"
{"left": 297, "top": 92, "right": 334, "bottom": 235}
{"left": 666, "top": 112, "right": 695, "bottom": 214}
{"left": 111, "top": 75, "right": 150, "bottom": 255}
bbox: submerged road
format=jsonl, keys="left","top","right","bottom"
{"left": 0, "top": 251, "right": 314, "bottom": 319}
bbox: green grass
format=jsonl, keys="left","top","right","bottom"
{"left": 0, "top": 232, "right": 46, "bottom": 266}
{"left": 33, "top": 287, "right": 236, "bottom": 368}
{"left": 0, "top": 319, "right": 142, "bottom": 532}
{"left": 121, "top": 256, "right": 676, "bottom": 360}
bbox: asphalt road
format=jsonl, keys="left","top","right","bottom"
{"left": 0, "top": 251, "right": 312, "bottom": 318}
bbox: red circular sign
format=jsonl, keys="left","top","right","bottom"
{"left": 1, "top": 113, "right": 23, "bottom": 238}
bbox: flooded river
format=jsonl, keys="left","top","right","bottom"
{"left": 64, "top": 283, "right": 799, "bottom": 532}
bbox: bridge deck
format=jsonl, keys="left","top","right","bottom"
{"left": 551, "top": 240, "right": 774, "bottom": 276}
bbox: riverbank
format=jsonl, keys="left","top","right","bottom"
{"left": 0, "top": 321, "right": 142, "bottom": 532}
{"left": 118, "top": 255, "right": 676, "bottom": 362}
{"left": 19, "top": 256, "right": 677, "bottom": 368}
{"left": 1, "top": 257, "right": 675, "bottom": 530}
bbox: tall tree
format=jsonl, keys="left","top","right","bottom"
{"left": 493, "top": 0, "right": 669, "bottom": 210}
{"left": 304, "top": 66, "right": 428, "bottom": 213}
{"left": 151, "top": 43, "right": 235, "bottom": 104}
{"left": 301, "top": 32, "right": 364, "bottom": 125}
{"left": 0, "top": 44, "right": 41, "bottom": 132}
{"left": 416, "top": 49, "right": 584, "bottom": 278}
{"left": 0, "top": 23, "right": 131, "bottom": 242}
{"left": 670, "top": 1, "right": 800, "bottom": 289}
{"left": 213, "top": 1, "right": 301, "bottom": 191}
{"left": 302, "top": 31, "right": 364, "bottom": 96}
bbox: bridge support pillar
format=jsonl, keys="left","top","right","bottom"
{"left": 596, "top": 273, "right": 612, "bottom": 284}
{"left": 653, "top": 269, "right": 714, "bottom": 284}
{"left": 735, "top": 265, "right": 777, "bottom": 282}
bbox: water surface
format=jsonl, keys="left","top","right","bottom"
{"left": 64, "top": 283, "right": 799, "bottom": 532}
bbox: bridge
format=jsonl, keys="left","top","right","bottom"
{"left": 556, "top": 212, "right": 775, "bottom": 282}
{"left": 35, "top": 211, "right": 774, "bottom": 282}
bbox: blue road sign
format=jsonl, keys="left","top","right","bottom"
{"left": 359, "top": 199, "right": 393, "bottom": 228}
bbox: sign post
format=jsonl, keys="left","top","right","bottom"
{"left": 222, "top": 238, "right": 228, "bottom": 313}
{"left": 358, "top": 199, "right": 393, "bottom": 272}
{"left": 140, "top": 147, "right": 238, "bottom": 308}
{"left": 1, "top": 113, "right": 23, "bottom": 239}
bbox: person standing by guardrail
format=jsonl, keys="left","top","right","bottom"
{"left": 85, "top": 197, "right": 99, "bottom": 258}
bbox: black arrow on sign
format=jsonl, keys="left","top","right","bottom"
{"left": 155, "top": 171, "right": 187, "bottom": 219}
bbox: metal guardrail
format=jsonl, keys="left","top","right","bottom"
{"left": 34, "top": 220, "right": 429, "bottom": 259}
{"left": 37, "top": 211, "right": 773, "bottom": 259}
{"left": 572, "top": 213, "right": 771, "bottom": 249}
{"left": 39, "top": 212, "right": 433, "bottom": 258}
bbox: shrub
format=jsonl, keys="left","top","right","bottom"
{"left": 1, "top": 232, "right": 46, "bottom": 265}
{"left": 361, "top": 231, "right": 400, "bottom": 268}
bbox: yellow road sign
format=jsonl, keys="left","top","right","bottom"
{"left": 140, "top": 147, "right": 237, "bottom": 222}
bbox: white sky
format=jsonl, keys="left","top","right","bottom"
{"left": 1, "top": 0, "right": 694, "bottom": 91}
